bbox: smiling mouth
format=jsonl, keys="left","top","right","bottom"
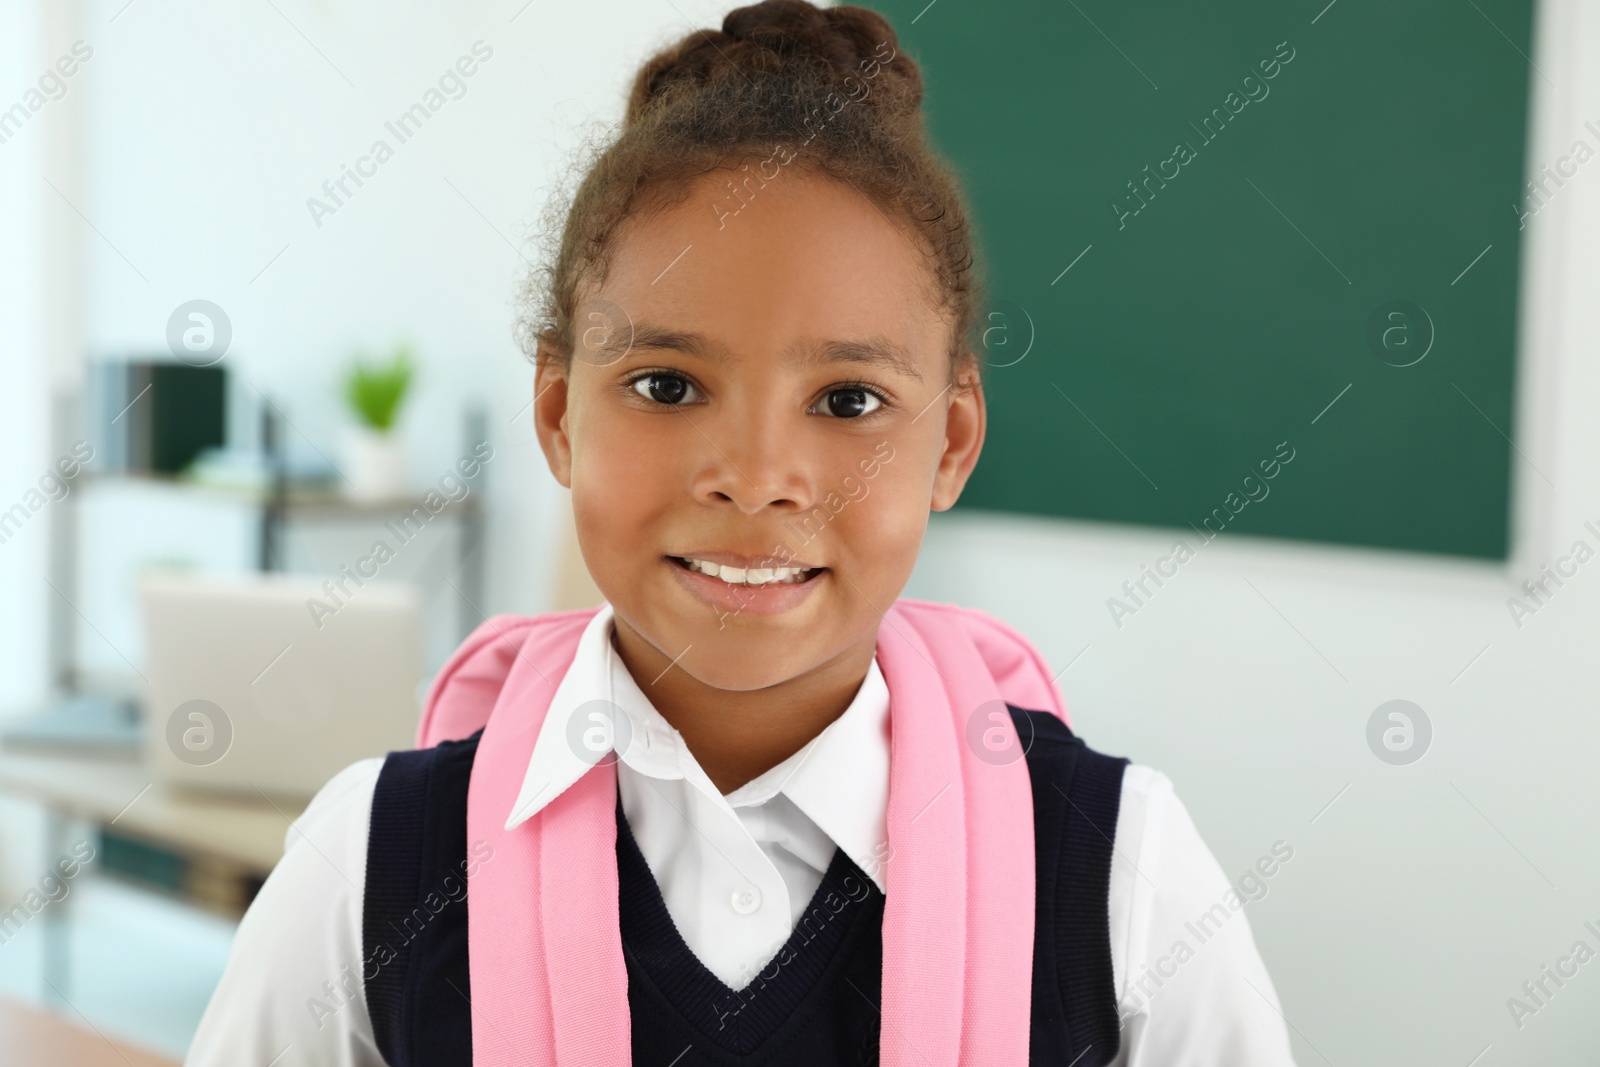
{"left": 668, "top": 555, "right": 825, "bottom": 587}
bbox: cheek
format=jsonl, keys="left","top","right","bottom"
{"left": 568, "top": 399, "right": 673, "bottom": 565}
{"left": 833, "top": 458, "right": 927, "bottom": 580}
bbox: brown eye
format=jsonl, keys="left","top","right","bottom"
{"left": 631, "top": 373, "right": 697, "bottom": 405}
{"left": 817, "top": 387, "right": 881, "bottom": 419}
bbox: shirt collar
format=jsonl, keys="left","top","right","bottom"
{"left": 504, "top": 602, "right": 620, "bottom": 829}
{"left": 503, "top": 603, "right": 891, "bottom": 892}
{"left": 720, "top": 658, "right": 890, "bottom": 891}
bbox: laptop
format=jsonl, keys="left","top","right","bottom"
{"left": 139, "top": 573, "right": 423, "bottom": 800}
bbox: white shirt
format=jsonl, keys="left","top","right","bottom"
{"left": 186, "top": 606, "right": 1297, "bottom": 1066}
{"left": 511, "top": 602, "right": 892, "bottom": 988}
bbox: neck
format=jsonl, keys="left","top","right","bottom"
{"left": 609, "top": 617, "right": 878, "bottom": 794}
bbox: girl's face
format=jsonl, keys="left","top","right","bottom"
{"left": 534, "top": 169, "right": 985, "bottom": 692}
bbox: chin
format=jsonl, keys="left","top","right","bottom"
{"left": 678, "top": 659, "right": 799, "bottom": 693}
{"left": 677, "top": 619, "right": 829, "bottom": 691}
{"left": 618, "top": 604, "right": 849, "bottom": 693}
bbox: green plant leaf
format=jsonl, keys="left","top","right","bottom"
{"left": 344, "top": 346, "right": 414, "bottom": 431}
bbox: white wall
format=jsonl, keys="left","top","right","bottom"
{"left": 0, "top": 0, "right": 82, "bottom": 928}
{"left": 0, "top": 0, "right": 733, "bottom": 990}
{"left": 909, "top": 1, "right": 1600, "bottom": 1061}
{"left": 29, "top": 0, "right": 742, "bottom": 680}
{"left": 0, "top": 0, "right": 75, "bottom": 717}
{"left": 3, "top": 0, "right": 1598, "bottom": 1061}
{"left": 67, "top": 0, "right": 738, "bottom": 625}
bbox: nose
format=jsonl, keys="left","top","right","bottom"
{"left": 686, "top": 405, "right": 812, "bottom": 516}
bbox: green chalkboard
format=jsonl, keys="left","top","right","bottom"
{"left": 866, "top": 0, "right": 1533, "bottom": 559}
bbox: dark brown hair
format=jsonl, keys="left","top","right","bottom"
{"left": 517, "top": 0, "right": 984, "bottom": 385}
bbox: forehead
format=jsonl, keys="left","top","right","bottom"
{"left": 591, "top": 169, "right": 950, "bottom": 363}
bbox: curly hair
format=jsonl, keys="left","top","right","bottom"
{"left": 516, "top": 0, "right": 984, "bottom": 384}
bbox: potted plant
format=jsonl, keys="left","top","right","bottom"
{"left": 340, "top": 345, "right": 414, "bottom": 501}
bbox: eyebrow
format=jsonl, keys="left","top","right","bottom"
{"left": 615, "top": 321, "right": 924, "bottom": 384}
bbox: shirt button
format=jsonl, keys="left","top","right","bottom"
{"left": 730, "top": 886, "right": 762, "bottom": 915}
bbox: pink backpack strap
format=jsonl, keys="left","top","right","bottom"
{"left": 455, "top": 598, "right": 1063, "bottom": 1066}
{"left": 417, "top": 608, "right": 602, "bottom": 748}
{"left": 463, "top": 610, "right": 629, "bottom": 1064}
{"left": 897, "top": 597, "right": 1071, "bottom": 725}
{"left": 872, "top": 599, "right": 1037, "bottom": 1066}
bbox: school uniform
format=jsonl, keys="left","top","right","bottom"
{"left": 186, "top": 602, "right": 1297, "bottom": 1066}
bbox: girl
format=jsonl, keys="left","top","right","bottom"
{"left": 188, "top": 2, "right": 1297, "bottom": 1064}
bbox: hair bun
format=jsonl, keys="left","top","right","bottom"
{"left": 626, "top": 0, "right": 920, "bottom": 127}
{"left": 723, "top": 1, "right": 898, "bottom": 71}
{"left": 528, "top": 0, "right": 980, "bottom": 387}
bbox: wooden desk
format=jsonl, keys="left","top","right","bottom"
{"left": 0, "top": 995, "right": 179, "bottom": 1066}
{"left": 0, "top": 746, "right": 306, "bottom": 882}
{"left": 0, "top": 744, "right": 309, "bottom": 1010}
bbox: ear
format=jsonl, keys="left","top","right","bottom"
{"left": 930, "top": 356, "right": 986, "bottom": 512}
{"left": 533, "top": 345, "right": 573, "bottom": 489}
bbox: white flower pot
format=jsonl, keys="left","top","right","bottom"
{"left": 341, "top": 426, "right": 408, "bottom": 502}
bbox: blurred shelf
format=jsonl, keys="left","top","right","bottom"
{"left": 0, "top": 745, "right": 304, "bottom": 880}
{"left": 0, "top": 694, "right": 141, "bottom": 757}
{"left": 81, "top": 470, "right": 481, "bottom": 519}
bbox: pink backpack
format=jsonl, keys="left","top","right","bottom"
{"left": 416, "top": 598, "right": 1070, "bottom": 1066}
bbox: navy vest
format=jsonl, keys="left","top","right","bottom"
{"left": 362, "top": 705, "right": 1128, "bottom": 1066}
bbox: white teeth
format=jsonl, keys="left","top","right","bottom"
{"left": 679, "top": 557, "right": 817, "bottom": 586}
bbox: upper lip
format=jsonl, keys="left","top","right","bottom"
{"left": 670, "top": 551, "right": 823, "bottom": 570}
